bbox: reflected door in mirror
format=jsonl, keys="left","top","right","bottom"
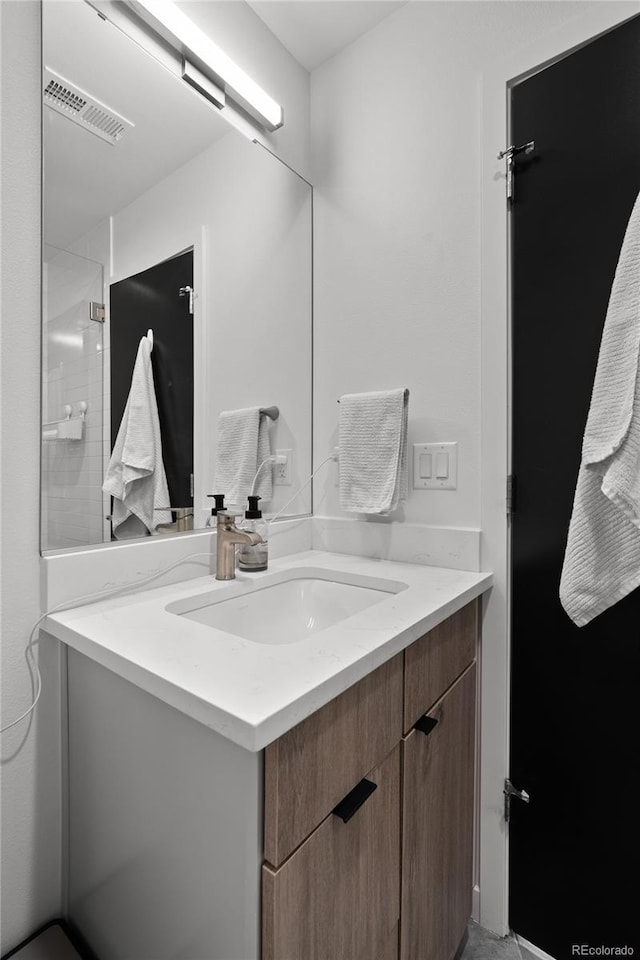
{"left": 110, "top": 251, "right": 194, "bottom": 535}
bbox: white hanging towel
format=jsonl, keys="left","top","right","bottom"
{"left": 214, "top": 407, "right": 272, "bottom": 506}
{"left": 339, "top": 388, "right": 409, "bottom": 514}
{"left": 560, "top": 190, "right": 640, "bottom": 626}
{"left": 103, "top": 335, "right": 172, "bottom": 539}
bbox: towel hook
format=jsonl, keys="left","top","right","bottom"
{"left": 179, "top": 286, "right": 194, "bottom": 315}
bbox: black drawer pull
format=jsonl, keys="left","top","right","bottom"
{"left": 332, "top": 778, "right": 377, "bottom": 823}
{"left": 414, "top": 715, "right": 439, "bottom": 736}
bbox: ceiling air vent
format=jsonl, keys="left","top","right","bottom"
{"left": 43, "top": 68, "right": 134, "bottom": 145}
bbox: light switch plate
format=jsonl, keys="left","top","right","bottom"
{"left": 413, "top": 442, "right": 458, "bottom": 489}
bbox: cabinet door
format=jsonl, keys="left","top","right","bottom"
{"left": 401, "top": 664, "right": 476, "bottom": 960}
{"left": 263, "top": 745, "right": 400, "bottom": 960}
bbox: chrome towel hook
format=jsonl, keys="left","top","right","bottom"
{"left": 179, "top": 285, "right": 194, "bottom": 315}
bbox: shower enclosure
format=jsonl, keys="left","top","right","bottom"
{"left": 41, "top": 244, "right": 107, "bottom": 551}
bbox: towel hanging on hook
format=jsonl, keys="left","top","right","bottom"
{"left": 146, "top": 329, "right": 154, "bottom": 350}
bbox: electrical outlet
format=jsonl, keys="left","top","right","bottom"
{"left": 274, "top": 449, "right": 293, "bottom": 486}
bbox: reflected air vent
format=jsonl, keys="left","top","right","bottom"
{"left": 43, "top": 68, "right": 134, "bottom": 145}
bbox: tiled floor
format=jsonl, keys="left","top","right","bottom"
{"left": 461, "top": 922, "right": 540, "bottom": 960}
{"left": 10, "top": 919, "right": 542, "bottom": 960}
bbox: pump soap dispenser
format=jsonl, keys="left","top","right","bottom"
{"left": 207, "top": 494, "right": 226, "bottom": 527}
{"left": 238, "top": 496, "right": 268, "bottom": 572}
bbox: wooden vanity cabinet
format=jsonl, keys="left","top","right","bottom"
{"left": 262, "top": 600, "right": 479, "bottom": 960}
{"left": 65, "top": 599, "right": 480, "bottom": 960}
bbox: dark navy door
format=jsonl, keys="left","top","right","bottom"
{"left": 510, "top": 16, "right": 640, "bottom": 958}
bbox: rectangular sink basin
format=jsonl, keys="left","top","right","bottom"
{"left": 166, "top": 568, "right": 407, "bottom": 645}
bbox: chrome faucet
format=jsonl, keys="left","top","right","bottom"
{"left": 215, "top": 511, "right": 264, "bottom": 581}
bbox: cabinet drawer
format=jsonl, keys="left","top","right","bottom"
{"left": 403, "top": 600, "right": 477, "bottom": 733}
{"left": 264, "top": 653, "right": 403, "bottom": 866}
{"left": 262, "top": 745, "right": 400, "bottom": 960}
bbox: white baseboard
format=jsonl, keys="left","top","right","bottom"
{"left": 516, "top": 934, "right": 558, "bottom": 960}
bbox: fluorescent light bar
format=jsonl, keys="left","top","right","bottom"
{"left": 126, "top": 0, "right": 283, "bottom": 131}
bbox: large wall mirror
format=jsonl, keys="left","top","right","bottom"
{"left": 41, "top": 0, "right": 312, "bottom": 553}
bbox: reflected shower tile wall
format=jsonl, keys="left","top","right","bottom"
{"left": 42, "top": 246, "right": 106, "bottom": 551}
{"left": 68, "top": 216, "right": 113, "bottom": 547}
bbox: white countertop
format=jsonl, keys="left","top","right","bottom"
{"left": 44, "top": 550, "right": 492, "bottom": 751}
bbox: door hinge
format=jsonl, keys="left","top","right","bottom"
{"left": 504, "top": 778, "right": 530, "bottom": 822}
{"left": 497, "top": 140, "right": 535, "bottom": 203}
{"left": 89, "top": 301, "right": 105, "bottom": 323}
{"left": 190, "top": 473, "right": 194, "bottom": 498}
{"left": 507, "top": 474, "right": 516, "bottom": 520}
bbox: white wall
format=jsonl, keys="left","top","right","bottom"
{"left": 111, "top": 132, "right": 312, "bottom": 522}
{"left": 0, "top": 1, "right": 63, "bottom": 951}
{"left": 311, "top": 1, "right": 602, "bottom": 529}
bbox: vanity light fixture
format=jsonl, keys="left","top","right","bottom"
{"left": 124, "top": 0, "right": 284, "bottom": 131}
{"left": 181, "top": 60, "right": 225, "bottom": 111}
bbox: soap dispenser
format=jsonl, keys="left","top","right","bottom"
{"left": 238, "top": 496, "right": 268, "bottom": 572}
{"left": 206, "top": 493, "right": 226, "bottom": 527}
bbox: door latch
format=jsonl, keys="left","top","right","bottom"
{"left": 504, "top": 778, "right": 530, "bottom": 822}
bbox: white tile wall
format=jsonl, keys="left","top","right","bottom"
{"left": 42, "top": 247, "right": 105, "bottom": 551}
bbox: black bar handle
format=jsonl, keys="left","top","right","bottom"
{"left": 332, "top": 778, "right": 377, "bottom": 823}
{"left": 414, "top": 715, "right": 439, "bottom": 736}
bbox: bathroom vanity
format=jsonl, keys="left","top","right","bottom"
{"left": 45, "top": 551, "right": 491, "bottom": 960}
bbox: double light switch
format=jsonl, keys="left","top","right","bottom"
{"left": 413, "top": 442, "right": 458, "bottom": 490}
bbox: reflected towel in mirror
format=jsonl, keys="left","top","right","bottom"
{"left": 215, "top": 407, "right": 273, "bottom": 507}
{"left": 103, "top": 334, "right": 172, "bottom": 538}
